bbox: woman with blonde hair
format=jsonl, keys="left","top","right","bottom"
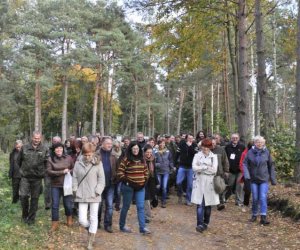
{"left": 73, "top": 142, "right": 105, "bottom": 250}
{"left": 243, "top": 135, "right": 276, "bottom": 225}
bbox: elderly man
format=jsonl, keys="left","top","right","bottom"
{"left": 97, "top": 137, "right": 118, "bottom": 233}
{"left": 19, "top": 131, "right": 49, "bottom": 224}
{"left": 136, "top": 132, "right": 147, "bottom": 149}
{"left": 224, "top": 133, "right": 245, "bottom": 206}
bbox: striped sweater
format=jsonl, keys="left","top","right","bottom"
{"left": 117, "top": 158, "right": 148, "bottom": 189}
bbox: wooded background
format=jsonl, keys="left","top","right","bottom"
{"left": 0, "top": 0, "right": 300, "bottom": 180}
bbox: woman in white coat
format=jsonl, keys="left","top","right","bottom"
{"left": 191, "top": 138, "right": 219, "bottom": 233}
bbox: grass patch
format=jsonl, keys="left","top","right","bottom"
{"left": 0, "top": 152, "right": 51, "bottom": 249}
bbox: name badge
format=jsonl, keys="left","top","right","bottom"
{"left": 230, "top": 154, "right": 236, "bottom": 160}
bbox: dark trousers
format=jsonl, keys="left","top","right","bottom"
{"left": 20, "top": 178, "right": 42, "bottom": 222}
{"left": 51, "top": 187, "right": 73, "bottom": 221}
{"left": 12, "top": 178, "right": 21, "bottom": 203}
{"left": 44, "top": 176, "right": 52, "bottom": 209}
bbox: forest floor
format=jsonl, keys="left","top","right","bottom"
{"left": 47, "top": 186, "right": 300, "bottom": 250}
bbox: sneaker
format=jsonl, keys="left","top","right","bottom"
{"left": 161, "top": 202, "right": 166, "bottom": 208}
{"left": 105, "top": 226, "right": 113, "bottom": 233}
{"left": 217, "top": 204, "right": 225, "bottom": 211}
{"left": 140, "top": 228, "right": 151, "bottom": 235}
{"left": 120, "top": 226, "right": 132, "bottom": 233}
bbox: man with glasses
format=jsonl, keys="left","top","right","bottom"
{"left": 224, "top": 133, "right": 245, "bottom": 206}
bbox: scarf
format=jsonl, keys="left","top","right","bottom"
{"left": 158, "top": 147, "right": 167, "bottom": 155}
{"left": 144, "top": 154, "right": 155, "bottom": 176}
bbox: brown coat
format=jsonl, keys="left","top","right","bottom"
{"left": 96, "top": 149, "right": 118, "bottom": 184}
{"left": 46, "top": 155, "right": 74, "bottom": 187}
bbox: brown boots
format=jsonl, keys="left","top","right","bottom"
{"left": 87, "top": 233, "right": 96, "bottom": 250}
{"left": 50, "top": 221, "right": 59, "bottom": 232}
{"left": 66, "top": 216, "right": 73, "bottom": 227}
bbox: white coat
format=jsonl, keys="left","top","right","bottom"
{"left": 191, "top": 151, "right": 220, "bottom": 206}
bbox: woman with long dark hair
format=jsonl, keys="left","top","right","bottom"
{"left": 117, "top": 142, "right": 151, "bottom": 235}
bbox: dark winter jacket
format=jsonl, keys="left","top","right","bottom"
{"left": 19, "top": 143, "right": 49, "bottom": 179}
{"left": 9, "top": 149, "right": 22, "bottom": 178}
{"left": 176, "top": 140, "right": 198, "bottom": 169}
{"left": 225, "top": 142, "right": 245, "bottom": 174}
{"left": 46, "top": 155, "right": 74, "bottom": 187}
{"left": 243, "top": 146, "right": 277, "bottom": 185}
{"left": 97, "top": 149, "right": 118, "bottom": 185}
{"left": 155, "top": 149, "right": 174, "bottom": 175}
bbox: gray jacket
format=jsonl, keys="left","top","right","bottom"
{"left": 155, "top": 149, "right": 174, "bottom": 175}
{"left": 72, "top": 156, "right": 105, "bottom": 203}
{"left": 243, "top": 146, "right": 276, "bottom": 185}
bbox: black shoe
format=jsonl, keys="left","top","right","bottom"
{"left": 45, "top": 206, "right": 50, "bottom": 210}
{"left": 105, "top": 226, "right": 113, "bottom": 233}
{"left": 196, "top": 224, "right": 207, "bottom": 233}
{"left": 27, "top": 219, "right": 35, "bottom": 225}
{"left": 249, "top": 215, "right": 257, "bottom": 222}
{"left": 145, "top": 218, "right": 150, "bottom": 223}
{"left": 217, "top": 204, "right": 225, "bottom": 211}
{"left": 161, "top": 202, "right": 166, "bottom": 208}
{"left": 115, "top": 205, "right": 120, "bottom": 211}
{"left": 260, "top": 215, "right": 270, "bottom": 225}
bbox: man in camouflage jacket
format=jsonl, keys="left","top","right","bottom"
{"left": 19, "top": 131, "right": 49, "bottom": 225}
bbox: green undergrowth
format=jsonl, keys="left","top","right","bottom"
{"left": 0, "top": 153, "right": 50, "bottom": 250}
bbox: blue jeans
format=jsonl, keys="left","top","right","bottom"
{"left": 51, "top": 187, "right": 73, "bottom": 221}
{"left": 176, "top": 167, "right": 193, "bottom": 202}
{"left": 119, "top": 183, "right": 145, "bottom": 232}
{"left": 114, "top": 182, "right": 122, "bottom": 209}
{"left": 98, "top": 185, "right": 115, "bottom": 228}
{"left": 197, "top": 197, "right": 211, "bottom": 226}
{"left": 251, "top": 182, "right": 268, "bottom": 216}
{"left": 156, "top": 173, "right": 169, "bottom": 203}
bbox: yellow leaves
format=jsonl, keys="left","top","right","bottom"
{"left": 70, "top": 65, "right": 97, "bottom": 82}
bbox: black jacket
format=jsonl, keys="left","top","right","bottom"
{"left": 176, "top": 140, "right": 198, "bottom": 169}
{"left": 225, "top": 142, "right": 245, "bottom": 174}
{"left": 9, "top": 149, "right": 22, "bottom": 178}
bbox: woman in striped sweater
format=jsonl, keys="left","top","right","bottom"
{"left": 117, "top": 141, "right": 151, "bottom": 235}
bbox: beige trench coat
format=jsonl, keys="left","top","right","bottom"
{"left": 191, "top": 151, "right": 220, "bottom": 206}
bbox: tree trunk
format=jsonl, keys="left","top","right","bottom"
{"left": 147, "top": 83, "right": 151, "bottom": 136}
{"left": 237, "top": 0, "right": 250, "bottom": 142}
{"left": 197, "top": 84, "right": 203, "bottom": 131}
{"left": 225, "top": 0, "right": 239, "bottom": 127}
{"left": 211, "top": 82, "right": 214, "bottom": 135}
{"left": 109, "top": 78, "right": 115, "bottom": 135}
{"left": 193, "top": 84, "right": 196, "bottom": 136}
{"left": 134, "top": 75, "right": 138, "bottom": 136}
{"left": 166, "top": 82, "right": 170, "bottom": 134}
{"left": 61, "top": 76, "right": 68, "bottom": 142}
{"left": 99, "top": 86, "right": 104, "bottom": 136}
{"left": 294, "top": 1, "right": 300, "bottom": 183}
{"left": 177, "top": 87, "right": 185, "bottom": 135}
{"left": 92, "top": 81, "right": 100, "bottom": 135}
{"left": 34, "top": 70, "right": 42, "bottom": 133}
{"left": 255, "top": 0, "right": 275, "bottom": 139}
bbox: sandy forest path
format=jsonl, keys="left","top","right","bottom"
{"left": 48, "top": 188, "right": 300, "bottom": 250}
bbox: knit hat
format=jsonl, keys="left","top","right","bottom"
{"left": 201, "top": 138, "right": 213, "bottom": 149}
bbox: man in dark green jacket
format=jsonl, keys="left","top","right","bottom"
{"left": 19, "top": 131, "right": 49, "bottom": 225}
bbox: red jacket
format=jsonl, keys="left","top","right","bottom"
{"left": 239, "top": 148, "right": 248, "bottom": 183}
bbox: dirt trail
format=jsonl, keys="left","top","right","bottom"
{"left": 60, "top": 189, "right": 300, "bottom": 250}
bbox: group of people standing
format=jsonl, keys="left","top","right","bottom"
{"left": 8, "top": 130, "right": 276, "bottom": 249}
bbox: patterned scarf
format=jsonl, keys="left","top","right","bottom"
{"left": 144, "top": 154, "right": 155, "bottom": 176}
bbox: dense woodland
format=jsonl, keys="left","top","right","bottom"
{"left": 0, "top": 0, "right": 300, "bottom": 180}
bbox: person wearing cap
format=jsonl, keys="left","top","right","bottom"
{"left": 46, "top": 142, "right": 74, "bottom": 231}
{"left": 191, "top": 138, "right": 219, "bottom": 233}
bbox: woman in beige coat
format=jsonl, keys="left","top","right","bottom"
{"left": 72, "top": 143, "right": 105, "bottom": 250}
{"left": 191, "top": 138, "right": 219, "bottom": 233}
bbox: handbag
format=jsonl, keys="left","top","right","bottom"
{"left": 63, "top": 172, "right": 73, "bottom": 196}
{"left": 213, "top": 175, "right": 226, "bottom": 194}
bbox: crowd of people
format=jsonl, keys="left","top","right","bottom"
{"left": 8, "top": 130, "right": 277, "bottom": 249}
